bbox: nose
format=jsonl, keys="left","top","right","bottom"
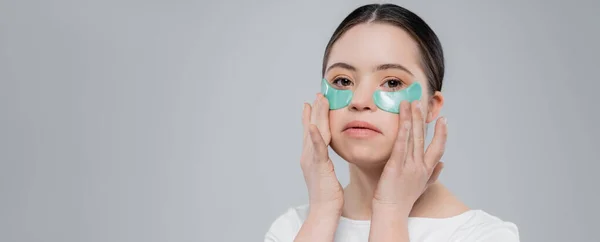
{"left": 348, "top": 83, "right": 377, "bottom": 112}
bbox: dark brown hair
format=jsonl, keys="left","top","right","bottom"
{"left": 322, "top": 4, "right": 445, "bottom": 94}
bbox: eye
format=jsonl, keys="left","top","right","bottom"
{"left": 382, "top": 78, "right": 404, "bottom": 91}
{"left": 331, "top": 77, "right": 353, "bottom": 89}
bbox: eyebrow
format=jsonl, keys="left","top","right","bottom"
{"left": 325, "top": 62, "right": 414, "bottom": 76}
{"left": 325, "top": 62, "right": 356, "bottom": 73}
{"left": 375, "top": 63, "right": 413, "bottom": 76}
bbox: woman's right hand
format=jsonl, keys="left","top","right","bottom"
{"left": 300, "top": 93, "right": 344, "bottom": 213}
{"left": 294, "top": 93, "right": 343, "bottom": 242}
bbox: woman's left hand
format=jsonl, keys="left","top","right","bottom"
{"left": 372, "top": 100, "right": 448, "bottom": 212}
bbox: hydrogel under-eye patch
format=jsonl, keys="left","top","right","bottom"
{"left": 320, "top": 78, "right": 354, "bottom": 110}
{"left": 320, "top": 78, "right": 422, "bottom": 114}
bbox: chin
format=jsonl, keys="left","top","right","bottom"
{"left": 331, "top": 140, "right": 392, "bottom": 169}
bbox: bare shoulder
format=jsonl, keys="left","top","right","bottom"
{"left": 410, "top": 182, "right": 471, "bottom": 218}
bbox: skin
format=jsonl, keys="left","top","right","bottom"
{"left": 295, "top": 22, "right": 470, "bottom": 242}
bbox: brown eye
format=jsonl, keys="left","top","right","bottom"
{"left": 382, "top": 79, "right": 404, "bottom": 90}
{"left": 332, "top": 77, "right": 353, "bottom": 88}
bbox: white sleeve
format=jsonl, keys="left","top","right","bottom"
{"left": 460, "top": 221, "right": 520, "bottom": 242}
{"left": 264, "top": 208, "right": 303, "bottom": 242}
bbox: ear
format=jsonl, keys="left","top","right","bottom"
{"left": 426, "top": 91, "right": 444, "bottom": 124}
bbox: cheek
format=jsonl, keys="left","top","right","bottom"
{"left": 378, "top": 112, "right": 400, "bottom": 137}
{"left": 328, "top": 110, "right": 345, "bottom": 130}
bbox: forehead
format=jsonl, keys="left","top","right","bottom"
{"left": 326, "top": 22, "right": 421, "bottom": 74}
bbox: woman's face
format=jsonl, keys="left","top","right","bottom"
{"left": 325, "top": 23, "right": 441, "bottom": 168}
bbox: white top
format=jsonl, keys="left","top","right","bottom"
{"left": 264, "top": 204, "right": 520, "bottom": 242}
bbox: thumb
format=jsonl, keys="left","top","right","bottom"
{"left": 427, "top": 161, "right": 444, "bottom": 185}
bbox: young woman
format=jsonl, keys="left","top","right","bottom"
{"left": 265, "top": 3, "right": 519, "bottom": 242}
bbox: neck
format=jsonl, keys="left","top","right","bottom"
{"left": 342, "top": 162, "right": 384, "bottom": 220}
{"left": 342, "top": 162, "right": 456, "bottom": 220}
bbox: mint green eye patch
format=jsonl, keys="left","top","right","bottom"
{"left": 320, "top": 78, "right": 422, "bottom": 114}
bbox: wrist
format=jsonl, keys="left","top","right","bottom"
{"left": 294, "top": 206, "right": 341, "bottom": 242}
{"left": 371, "top": 200, "right": 412, "bottom": 218}
{"left": 307, "top": 204, "right": 343, "bottom": 220}
{"left": 369, "top": 203, "right": 411, "bottom": 242}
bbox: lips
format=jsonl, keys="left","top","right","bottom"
{"left": 342, "top": 120, "right": 382, "bottom": 134}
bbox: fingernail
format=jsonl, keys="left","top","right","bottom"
{"left": 442, "top": 117, "right": 447, "bottom": 125}
{"left": 415, "top": 100, "right": 421, "bottom": 110}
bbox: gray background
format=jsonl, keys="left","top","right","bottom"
{"left": 1, "top": 0, "right": 598, "bottom": 241}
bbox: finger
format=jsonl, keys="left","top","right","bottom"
{"left": 388, "top": 101, "right": 412, "bottom": 165}
{"left": 424, "top": 117, "right": 448, "bottom": 169}
{"left": 308, "top": 124, "right": 328, "bottom": 162}
{"left": 310, "top": 94, "right": 319, "bottom": 125}
{"left": 427, "top": 161, "right": 444, "bottom": 185}
{"left": 316, "top": 93, "right": 330, "bottom": 144}
{"left": 309, "top": 94, "right": 327, "bottom": 144}
{"left": 302, "top": 103, "right": 312, "bottom": 141}
{"left": 405, "top": 101, "right": 414, "bottom": 162}
{"left": 412, "top": 100, "right": 425, "bottom": 164}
